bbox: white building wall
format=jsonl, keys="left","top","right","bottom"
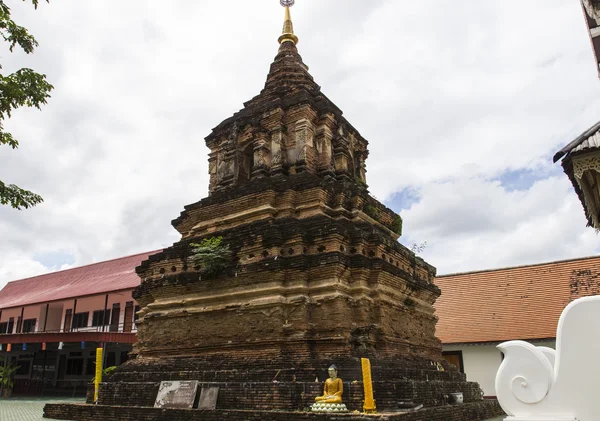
{"left": 0, "top": 290, "right": 137, "bottom": 334}
{"left": 0, "top": 308, "right": 22, "bottom": 332}
{"left": 106, "top": 291, "right": 134, "bottom": 327}
{"left": 0, "top": 290, "right": 139, "bottom": 387}
{"left": 21, "top": 306, "right": 38, "bottom": 321}
{"left": 56, "top": 293, "right": 136, "bottom": 331}
{"left": 443, "top": 340, "right": 556, "bottom": 397}
{"left": 70, "top": 295, "right": 108, "bottom": 331}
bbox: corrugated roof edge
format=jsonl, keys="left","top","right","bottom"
{"left": 2, "top": 249, "right": 163, "bottom": 287}
{"left": 553, "top": 119, "right": 600, "bottom": 163}
{"left": 443, "top": 337, "right": 556, "bottom": 347}
{"left": 437, "top": 254, "right": 600, "bottom": 278}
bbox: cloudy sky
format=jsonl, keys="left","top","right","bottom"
{"left": 1, "top": 0, "right": 600, "bottom": 288}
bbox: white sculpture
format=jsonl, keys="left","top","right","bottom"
{"left": 495, "top": 295, "right": 600, "bottom": 421}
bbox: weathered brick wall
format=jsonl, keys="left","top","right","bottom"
{"left": 85, "top": 383, "right": 94, "bottom": 404}
{"left": 132, "top": 244, "right": 441, "bottom": 365}
{"left": 110, "top": 354, "right": 466, "bottom": 384}
{"left": 44, "top": 400, "right": 504, "bottom": 421}
{"left": 130, "top": 174, "right": 442, "bottom": 368}
{"left": 94, "top": 379, "right": 482, "bottom": 412}
{"left": 132, "top": 282, "right": 441, "bottom": 367}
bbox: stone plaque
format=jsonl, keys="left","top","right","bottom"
{"left": 197, "top": 386, "right": 219, "bottom": 410}
{"left": 154, "top": 380, "right": 199, "bottom": 409}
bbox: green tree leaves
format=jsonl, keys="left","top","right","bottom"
{"left": 189, "top": 237, "right": 232, "bottom": 277}
{"left": 0, "top": 180, "right": 43, "bottom": 209}
{"left": 0, "top": 362, "right": 21, "bottom": 390}
{"left": 1, "top": 68, "right": 54, "bottom": 117}
{"left": 0, "top": 2, "right": 39, "bottom": 53}
{"left": 0, "top": 0, "right": 53, "bottom": 210}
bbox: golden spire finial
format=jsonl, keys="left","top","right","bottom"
{"left": 278, "top": 0, "right": 299, "bottom": 45}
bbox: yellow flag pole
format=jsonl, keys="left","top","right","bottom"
{"left": 94, "top": 347, "right": 103, "bottom": 403}
{"left": 361, "top": 358, "right": 377, "bottom": 413}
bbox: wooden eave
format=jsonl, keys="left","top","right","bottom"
{"left": 562, "top": 147, "right": 600, "bottom": 229}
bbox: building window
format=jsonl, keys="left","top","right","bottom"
{"left": 109, "top": 303, "right": 120, "bottom": 332}
{"left": 63, "top": 309, "right": 72, "bottom": 332}
{"left": 85, "top": 358, "right": 96, "bottom": 376}
{"left": 106, "top": 352, "right": 116, "bottom": 368}
{"left": 134, "top": 306, "right": 140, "bottom": 321}
{"left": 0, "top": 322, "right": 7, "bottom": 334}
{"left": 442, "top": 351, "right": 464, "bottom": 373}
{"left": 238, "top": 143, "right": 254, "bottom": 185}
{"left": 66, "top": 358, "right": 84, "bottom": 376}
{"left": 16, "top": 359, "right": 31, "bottom": 376}
{"left": 91, "top": 310, "right": 110, "bottom": 327}
{"left": 22, "top": 319, "right": 36, "bottom": 333}
{"left": 72, "top": 312, "right": 89, "bottom": 329}
{"left": 7, "top": 317, "right": 14, "bottom": 334}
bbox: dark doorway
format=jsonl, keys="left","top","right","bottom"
{"left": 57, "top": 354, "right": 67, "bottom": 381}
{"left": 123, "top": 302, "right": 134, "bottom": 333}
{"left": 237, "top": 143, "right": 254, "bottom": 185}
{"left": 110, "top": 303, "right": 120, "bottom": 332}
{"left": 63, "top": 310, "right": 72, "bottom": 333}
{"left": 7, "top": 317, "right": 14, "bottom": 334}
{"left": 442, "top": 351, "right": 464, "bottom": 373}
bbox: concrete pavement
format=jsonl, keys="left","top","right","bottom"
{"left": 0, "top": 397, "right": 83, "bottom": 421}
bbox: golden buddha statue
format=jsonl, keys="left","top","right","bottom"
{"left": 315, "top": 365, "right": 343, "bottom": 404}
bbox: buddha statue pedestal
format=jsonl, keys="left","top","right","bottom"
{"left": 312, "top": 365, "right": 349, "bottom": 412}
{"left": 311, "top": 402, "right": 349, "bottom": 413}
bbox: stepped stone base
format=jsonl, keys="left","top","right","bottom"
{"left": 82, "top": 355, "right": 486, "bottom": 412}
{"left": 87, "top": 379, "right": 484, "bottom": 412}
{"left": 44, "top": 401, "right": 504, "bottom": 421}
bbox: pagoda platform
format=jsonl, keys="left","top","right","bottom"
{"left": 45, "top": 400, "right": 502, "bottom": 421}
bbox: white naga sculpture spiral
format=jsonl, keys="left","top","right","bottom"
{"left": 495, "top": 295, "right": 600, "bottom": 421}
{"left": 496, "top": 341, "right": 554, "bottom": 406}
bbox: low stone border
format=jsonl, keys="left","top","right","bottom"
{"left": 44, "top": 400, "right": 503, "bottom": 421}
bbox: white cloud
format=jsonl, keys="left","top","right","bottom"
{"left": 0, "top": 0, "right": 599, "bottom": 288}
{"left": 401, "top": 175, "right": 600, "bottom": 274}
{"left": 0, "top": 253, "right": 56, "bottom": 284}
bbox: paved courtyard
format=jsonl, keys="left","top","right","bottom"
{"left": 0, "top": 397, "right": 505, "bottom": 421}
{"left": 0, "top": 397, "right": 84, "bottom": 421}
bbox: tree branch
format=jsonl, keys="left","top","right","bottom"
{"left": 0, "top": 180, "right": 43, "bottom": 209}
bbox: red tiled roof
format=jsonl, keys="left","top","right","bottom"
{"left": 0, "top": 250, "right": 161, "bottom": 310}
{"left": 434, "top": 255, "right": 600, "bottom": 344}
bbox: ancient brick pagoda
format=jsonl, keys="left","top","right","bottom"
{"left": 45, "top": 4, "right": 502, "bottom": 421}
